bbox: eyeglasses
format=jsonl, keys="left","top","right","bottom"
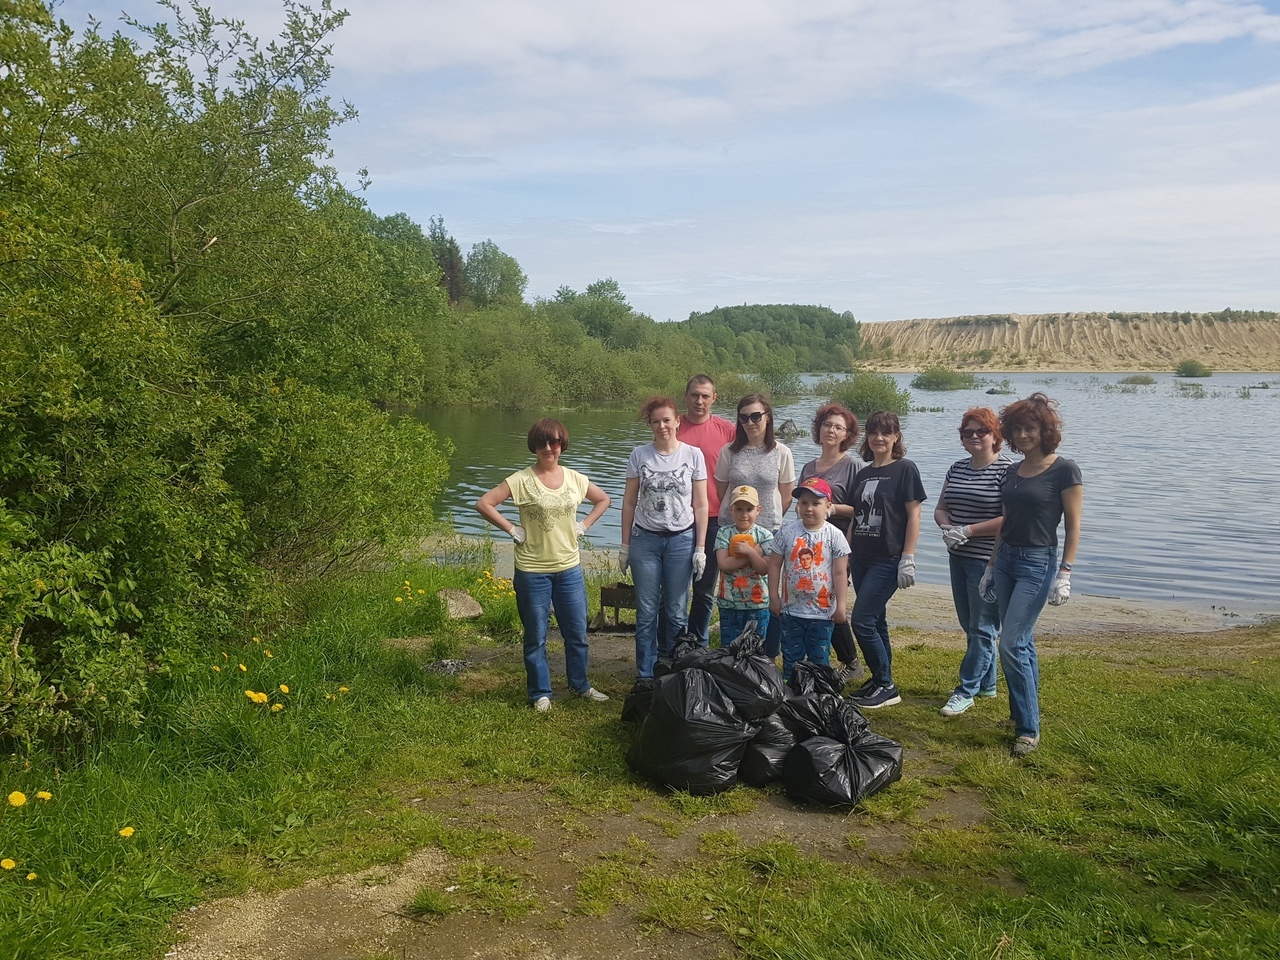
{"left": 738, "top": 411, "right": 767, "bottom": 424}
{"left": 959, "top": 428, "right": 991, "bottom": 439}
{"left": 820, "top": 421, "right": 847, "bottom": 432}
{"left": 539, "top": 438, "right": 563, "bottom": 448}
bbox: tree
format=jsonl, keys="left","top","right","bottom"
{"left": 427, "top": 215, "right": 465, "bottom": 303}
{"left": 463, "top": 239, "right": 528, "bottom": 306}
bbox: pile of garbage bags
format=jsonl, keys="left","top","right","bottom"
{"left": 624, "top": 624, "right": 903, "bottom": 806}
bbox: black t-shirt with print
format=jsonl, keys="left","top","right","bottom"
{"left": 850, "top": 458, "right": 928, "bottom": 560}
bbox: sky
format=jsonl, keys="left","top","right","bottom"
{"left": 56, "top": 0, "right": 1280, "bottom": 322}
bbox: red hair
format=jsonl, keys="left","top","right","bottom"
{"left": 1000, "top": 393, "right": 1063, "bottom": 454}
{"left": 959, "top": 407, "right": 1003, "bottom": 452}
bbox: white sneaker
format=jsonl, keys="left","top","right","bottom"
{"left": 533, "top": 697, "right": 552, "bottom": 712}
{"left": 576, "top": 687, "right": 610, "bottom": 702}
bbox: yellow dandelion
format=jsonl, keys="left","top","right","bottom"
{"left": 118, "top": 827, "right": 135, "bottom": 838}
{"left": 252, "top": 636, "right": 261, "bottom": 643}
{"left": 238, "top": 663, "right": 247, "bottom": 672}
{"left": 279, "top": 684, "right": 289, "bottom": 694}
{"left": 404, "top": 580, "right": 411, "bottom": 587}
{"left": 338, "top": 686, "right": 349, "bottom": 693}
{"left": 7, "top": 791, "right": 26, "bottom": 808}
{"left": 222, "top": 652, "right": 228, "bottom": 659}
{"left": 212, "top": 665, "right": 221, "bottom": 672}
{"left": 1, "top": 859, "right": 14, "bottom": 870}
{"left": 394, "top": 596, "right": 403, "bottom": 603}
{"left": 417, "top": 589, "right": 425, "bottom": 595}
{"left": 264, "top": 650, "right": 273, "bottom": 658}
{"left": 36, "top": 791, "right": 52, "bottom": 801}
{"left": 325, "top": 693, "right": 336, "bottom": 701}
{"left": 270, "top": 703, "right": 284, "bottom": 712}
{"left": 26, "top": 872, "right": 37, "bottom": 881}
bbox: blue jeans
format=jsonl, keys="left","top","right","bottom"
{"left": 949, "top": 553, "right": 1000, "bottom": 697}
{"left": 514, "top": 565, "right": 591, "bottom": 703}
{"left": 631, "top": 526, "right": 694, "bottom": 678}
{"left": 994, "top": 543, "right": 1056, "bottom": 740}
{"left": 850, "top": 555, "right": 900, "bottom": 688}
{"left": 779, "top": 614, "right": 833, "bottom": 681}
{"left": 687, "top": 518, "right": 721, "bottom": 644}
{"left": 717, "top": 606, "right": 770, "bottom": 648}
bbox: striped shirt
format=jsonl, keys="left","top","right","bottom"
{"left": 939, "top": 455, "right": 1013, "bottom": 561}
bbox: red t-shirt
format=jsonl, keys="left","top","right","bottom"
{"left": 678, "top": 415, "right": 736, "bottom": 516}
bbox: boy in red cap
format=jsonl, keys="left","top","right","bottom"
{"left": 767, "top": 477, "right": 850, "bottom": 680}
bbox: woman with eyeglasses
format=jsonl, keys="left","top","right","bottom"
{"left": 979, "top": 393, "right": 1082, "bottom": 758}
{"left": 798, "top": 402, "right": 864, "bottom": 682}
{"left": 934, "top": 408, "right": 1013, "bottom": 719}
{"left": 846, "top": 410, "right": 927, "bottom": 710}
{"left": 476, "top": 418, "right": 612, "bottom": 712}
{"left": 713, "top": 395, "right": 796, "bottom": 654}
{"left": 620, "top": 397, "right": 710, "bottom": 679}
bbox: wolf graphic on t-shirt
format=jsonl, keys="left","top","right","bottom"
{"left": 639, "top": 462, "right": 694, "bottom": 528}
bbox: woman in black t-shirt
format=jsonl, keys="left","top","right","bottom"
{"left": 979, "top": 393, "right": 1083, "bottom": 758}
{"left": 846, "top": 410, "right": 927, "bottom": 711}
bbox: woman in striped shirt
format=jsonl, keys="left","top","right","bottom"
{"left": 934, "top": 407, "right": 1013, "bottom": 718}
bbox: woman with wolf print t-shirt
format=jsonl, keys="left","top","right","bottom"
{"left": 620, "top": 397, "right": 709, "bottom": 679}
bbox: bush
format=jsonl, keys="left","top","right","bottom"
{"left": 1119, "top": 374, "right": 1157, "bottom": 385}
{"left": 910, "top": 367, "right": 979, "bottom": 391}
{"left": 1175, "top": 360, "right": 1212, "bottom": 378}
{"left": 815, "top": 373, "right": 911, "bottom": 418}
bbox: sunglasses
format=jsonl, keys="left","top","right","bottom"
{"left": 538, "top": 438, "right": 563, "bottom": 448}
{"left": 738, "top": 411, "right": 767, "bottom": 424}
{"left": 959, "top": 427, "right": 991, "bottom": 439}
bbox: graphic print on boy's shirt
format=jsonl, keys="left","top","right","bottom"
{"left": 715, "top": 523, "right": 773, "bottom": 609}
{"left": 772, "top": 522, "right": 850, "bottom": 619}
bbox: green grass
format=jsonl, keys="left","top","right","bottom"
{"left": 3, "top": 567, "right": 1278, "bottom": 959}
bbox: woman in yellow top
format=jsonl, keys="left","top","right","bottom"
{"left": 477, "top": 418, "right": 612, "bottom": 712}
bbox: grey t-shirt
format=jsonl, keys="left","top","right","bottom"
{"left": 626, "top": 442, "right": 707, "bottom": 533}
{"left": 798, "top": 454, "right": 863, "bottom": 539}
{"left": 715, "top": 442, "right": 796, "bottom": 530}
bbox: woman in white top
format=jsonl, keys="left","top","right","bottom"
{"left": 620, "top": 397, "right": 709, "bottom": 679}
{"left": 714, "top": 394, "right": 795, "bottom": 657}
{"left": 476, "top": 418, "right": 612, "bottom": 711}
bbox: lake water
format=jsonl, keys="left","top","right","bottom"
{"left": 414, "top": 372, "right": 1280, "bottom": 617}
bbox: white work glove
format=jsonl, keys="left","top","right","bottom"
{"left": 1048, "top": 573, "right": 1071, "bottom": 606}
{"left": 979, "top": 566, "right": 996, "bottom": 603}
{"left": 618, "top": 545, "right": 630, "bottom": 577}
{"left": 692, "top": 550, "right": 706, "bottom": 580}
{"left": 509, "top": 525, "right": 526, "bottom": 545}
{"left": 575, "top": 520, "right": 587, "bottom": 537}
{"left": 942, "top": 525, "right": 971, "bottom": 550}
{"left": 897, "top": 553, "right": 916, "bottom": 589}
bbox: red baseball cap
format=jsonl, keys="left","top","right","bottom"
{"left": 792, "top": 477, "right": 833, "bottom": 500}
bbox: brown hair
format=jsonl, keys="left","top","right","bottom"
{"left": 858, "top": 410, "right": 906, "bottom": 461}
{"left": 639, "top": 396, "right": 679, "bottom": 423}
{"left": 526, "top": 418, "right": 570, "bottom": 454}
{"left": 811, "top": 403, "right": 860, "bottom": 451}
{"left": 1000, "top": 392, "right": 1063, "bottom": 455}
{"left": 959, "top": 406, "right": 1003, "bottom": 452}
{"left": 730, "top": 394, "right": 776, "bottom": 453}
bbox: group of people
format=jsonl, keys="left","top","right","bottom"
{"left": 477, "top": 375, "right": 1082, "bottom": 758}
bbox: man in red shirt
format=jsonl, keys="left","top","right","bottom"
{"left": 677, "top": 374, "right": 737, "bottom": 645}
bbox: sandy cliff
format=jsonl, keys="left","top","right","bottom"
{"left": 857, "top": 311, "right": 1280, "bottom": 372}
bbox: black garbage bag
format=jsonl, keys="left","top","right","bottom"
{"left": 782, "top": 700, "right": 902, "bottom": 807}
{"left": 621, "top": 678, "right": 655, "bottom": 724}
{"left": 655, "top": 633, "right": 712, "bottom": 677}
{"left": 787, "top": 660, "right": 845, "bottom": 698}
{"left": 696, "top": 622, "right": 786, "bottom": 721}
{"left": 738, "top": 712, "right": 797, "bottom": 786}
{"left": 776, "top": 693, "right": 868, "bottom": 742}
{"left": 627, "top": 669, "right": 757, "bottom": 795}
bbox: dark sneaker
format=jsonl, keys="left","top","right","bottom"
{"left": 836, "top": 661, "right": 865, "bottom": 686}
{"left": 847, "top": 676, "right": 877, "bottom": 699}
{"left": 854, "top": 684, "right": 901, "bottom": 709}
{"left": 1011, "top": 735, "right": 1040, "bottom": 758}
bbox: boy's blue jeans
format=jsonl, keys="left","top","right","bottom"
{"left": 717, "top": 607, "right": 770, "bottom": 648}
{"left": 779, "top": 613, "right": 834, "bottom": 681}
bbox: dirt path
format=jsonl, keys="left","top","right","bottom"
{"left": 168, "top": 589, "right": 1274, "bottom": 960}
